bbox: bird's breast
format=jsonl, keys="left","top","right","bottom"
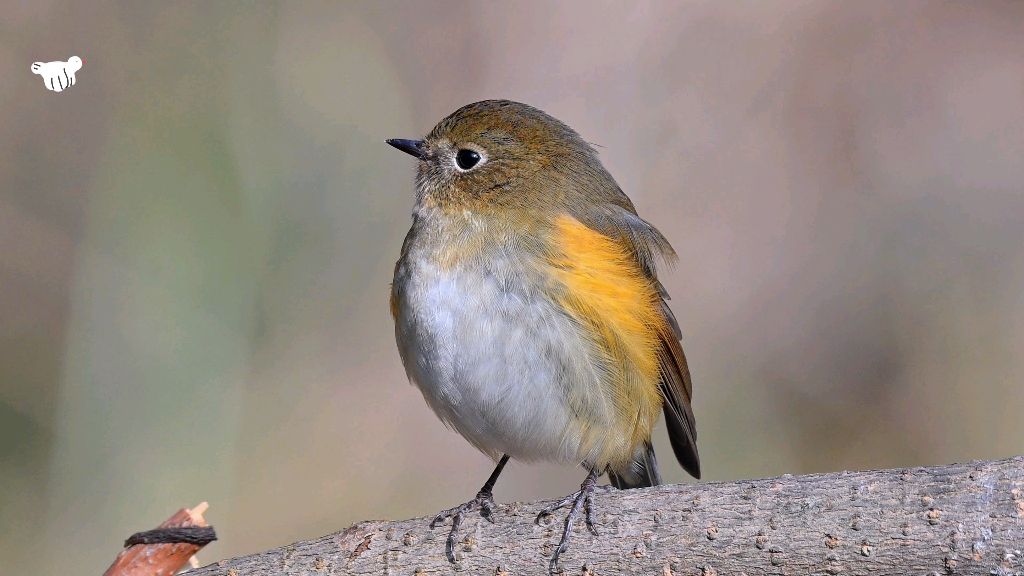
{"left": 391, "top": 220, "right": 590, "bottom": 464}
{"left": 390, "top": 212, "right": 665, "bottom": 469}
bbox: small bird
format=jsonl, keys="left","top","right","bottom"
{"left": 31, "top": 56, "right": 83, "bottom": 92}
{"left": 388, "top": 100, "right": 700, "bottom": 573}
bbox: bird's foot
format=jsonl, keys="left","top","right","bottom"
{"left": 535, "top": 468, "right": 602, "bottom": 574}
{"left": 429, "top": 455, "right": 510, "bottom": 564}
{"left": 429, "top": 487, "right": 498, "bottom": 563}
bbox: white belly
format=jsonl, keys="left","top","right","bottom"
{"left": 393, "top": 250, "right": 608, "bottom": 465}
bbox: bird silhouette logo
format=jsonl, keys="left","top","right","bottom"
{"left": 31, "top": 56, "right": 84, "bottom": 92}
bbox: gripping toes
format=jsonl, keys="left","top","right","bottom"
{"left": 538, "top": 468, "right": 602, "bottom": 574}
{"left": 429, "top": 492, "right": 497, "bottom": 563}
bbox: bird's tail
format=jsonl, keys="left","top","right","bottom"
{"left": 607, "top": 442, "right": 662, "bottom": 489}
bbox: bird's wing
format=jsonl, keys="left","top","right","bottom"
{"left": 574, "top": 202, "right": 701, "bottom": 479}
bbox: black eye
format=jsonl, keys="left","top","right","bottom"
{"left": 455, "top": 149, "right": 481, "bottom": 170}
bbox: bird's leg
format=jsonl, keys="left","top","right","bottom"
{"left": 430, "top": 454, "right": 510, "bottom": 563}
{"left": 535, "top": 466, "right": 601, "bottom": 574}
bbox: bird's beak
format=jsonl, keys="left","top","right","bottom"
{"left": 386, "top": 139, "right": 425, "bottom": 159}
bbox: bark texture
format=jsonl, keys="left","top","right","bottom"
{"left": 191, "top": 458, "right": 1024, "bottom": 575}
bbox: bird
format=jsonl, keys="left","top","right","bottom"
{"left": 31, "top": 56, "right": 83, "bottom": 92}
{"left": 387, "top": 99, "right": 700, "bottom": 573}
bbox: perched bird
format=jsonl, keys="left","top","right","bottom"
{"left": 388, "top": 100, "right": 700, "bottom": 573}
{"left": 31, "top": 56, "right": 83, "bottom": 92}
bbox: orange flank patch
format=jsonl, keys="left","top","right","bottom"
{"left": 389, "top": 283, "right": 399, "bottom": 320}
{"left": 547, "top": 214, "right": 668, "bottom": 468}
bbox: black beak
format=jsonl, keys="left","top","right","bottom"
{"left": 386, "top": 139, "right": 425, "bottom": 159}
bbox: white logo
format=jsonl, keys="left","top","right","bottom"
{"left": 31, "top": 56, "right": 84, "bottom": 92}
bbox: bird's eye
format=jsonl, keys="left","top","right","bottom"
{"left": 455, "top": 149, "right": 481, "bottom": 171}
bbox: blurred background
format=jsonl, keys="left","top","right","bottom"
{"left": 2, "top": 1, "right": 1023, "bottom": 574}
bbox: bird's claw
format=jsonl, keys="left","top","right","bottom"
{"left": 429, "top": 490, "right": 497, "bottom": 563}
{"left": 535, "top": 491, "right": 598, "bottom": 534}
{"left": 536, "top": 469, "right": 601, "bottom": 574}
{"left": 535, "top": 493, "right": 577, "bottom": 525}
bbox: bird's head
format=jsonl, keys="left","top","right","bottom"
{"left": 387, "top": 100, "right": 615, "bottom": 218}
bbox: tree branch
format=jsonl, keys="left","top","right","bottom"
{"left": 105, "top": 502, "right": 214, "bottom": 576}
{"left": 191, "top": 457, "right": 1024, "bottom": 575}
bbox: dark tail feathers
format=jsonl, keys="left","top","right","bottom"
{"left": 607, "top": 442, "right": 662, "bottom": 489}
